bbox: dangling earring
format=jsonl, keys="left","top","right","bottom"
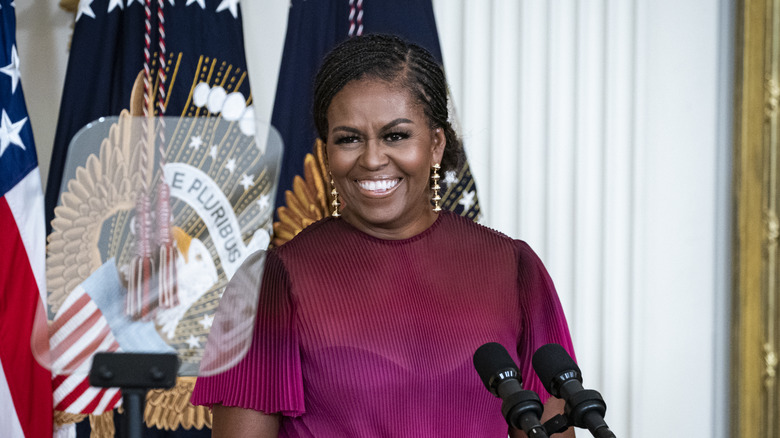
{"left": 431, "top": 163, "right": 442, "bottom": 212}
{"left": 330, "top": 174, "right": 341, "bottom": 217}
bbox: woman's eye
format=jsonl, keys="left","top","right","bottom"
{"left": 335, "top": 135, "right": 360, "bottom": 144}
{"left": 385, "top": 132, "right": 409, "bottom": 142}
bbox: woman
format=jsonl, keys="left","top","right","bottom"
{"left": 192, "top": 34, "right": 576, "bottom": 438}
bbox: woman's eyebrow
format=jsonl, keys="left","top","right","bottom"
{"left": 381, "top": 118, "right": 414, "bottom": 130}
{"left": 331, "top": 126, "right": 362, "bottom": 134}
{"left": 331, "top": 118, "right": 414, "bottom": 134}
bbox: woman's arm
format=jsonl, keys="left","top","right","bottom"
{"left": 211, "top": 404, "right": 281, "bottom": 438}
{"left": 509, "top": 396, "right": 575, "bottom": 438}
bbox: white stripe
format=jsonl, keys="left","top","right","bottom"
{"left": 93, "top": 388, "right": 121, "bottom": 414}
{"left": 63, "top": 385, "right": 104, "bottom": 414}
{"left": 53, "top": 284, "right": 88, "bottom": 317}
{"left": 54, "top": 337, "right": 121, "bottom": 411}
{"left": 0, "top": 357, "right": 27, "bottom": 438}
{"left": 53, "top": 373, "right": 89, "bottom": 403}
{"left": 50, "top": 317, "right": 109, "bottom": 372}
{"left": 62, "top": 380, "right": 121, "bottom": 415}
{"left": 50, "top": 312, "right": 105, "bottom": 359}
{"left": 50, "top": 292, "right": 102, "bottom": 348}
{"left": 5, "top": 168, "right": 46, "bottom": 304}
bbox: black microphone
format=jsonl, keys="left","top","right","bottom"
{"left": 532, "top": 343, "right": 616, "bottom": 438}
{"left": 473, "top": 342, "right": 549, "bottom": 438}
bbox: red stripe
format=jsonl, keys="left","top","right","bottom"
{"left": 49, "top": 291, "right": 91, "bottom": 333}
{"left": 53, "top": 377, "right": 90, "bottom": 411}
{"left": 58, "top": 324, "right": 111, "bottom": 371}
{"left": 53, "top": 339, "right": 121, "bottom": 413}
{"left": 50, "top": 306, "right": 103, "bottom": 357}
{"left": 81, "top": 387, "right": 109, "bottom": 414}
{"left": 54, "top": 378, "right": 122, "bottom": 414}
{"left": 0, "top": 196, "right": 53, "bottom": 437}
{"left": 107, "top": 390, "right": 123, "bottom": 411}
{"left": 52, "top": 373, "right": 68, "bottom": 387}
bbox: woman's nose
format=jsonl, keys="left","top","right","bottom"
{"left": 359, "top": 138, "right": 388, "bottom": 169}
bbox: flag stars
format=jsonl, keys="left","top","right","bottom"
{"left": 0, "top": 109, "right": 27, "bottom": 158}
{"left": 216, "top": 0, "right": 239, "bottom": 18}
{"left": 443, "top": 170, "right": 458, "bottom": 186}
{"left": 0, "top": 44, "right": 21, "bottom": 94}
{"left": 107, "top": 0, "right": 124, "bottom": 13}
{"left": 185, "top": 335, "right": 201, "bottom": 349}
{"left": 239, "top": 174, "right": 254, "bottom": 191}
{"left": 458, "top": 190, "right": 476, "bottom": 211}
{"left": 186, "top": 0, "right": 206, "bottom": 8}
{"left": 256, "top": 194, "right": 270, "bottom": 212}
{"left": 225, "top": 158, "right": 236, "bottom": 173}
{"left": 76, "top": 0, "right": 96, "bottom": 21}
{"left": 0, "top": 45, "right": 21, "bottom": 94}
{"left": 209, "top": 145, "right": 217, "bottom": 160}
{"left": 189, "top": 135, "right": 203, "bottom": 150}
{"left": 198, "top": 314, "right": 214, "bottom": 329}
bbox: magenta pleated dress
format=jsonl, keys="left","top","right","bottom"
{"left": 191, "top": 212, "right": 575, "bottom": 437}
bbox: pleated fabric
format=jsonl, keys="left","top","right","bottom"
{"left": 191, "top": 212, "right": 575, "bottom": 437}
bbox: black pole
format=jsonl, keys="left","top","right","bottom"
{"left": 121, "top": 388, "right": 147, "bottom": 438}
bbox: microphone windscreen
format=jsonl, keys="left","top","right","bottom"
{"left": 531, "top": 343, "right": 580, "bottom": 394}
{"left": 473, "top": 342, "right": 518, "bottom": 390}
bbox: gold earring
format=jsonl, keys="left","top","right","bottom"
{"left": 330, "top": 175, "right": 341, "bottom": 217}
{"left": 431, "top": 163, "right": 442, "bottom": 212}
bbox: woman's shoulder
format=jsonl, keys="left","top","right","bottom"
{"left": 274, "top": 216, "right": 346, "bottom": 254}
{"left": 439, "top": 211, "right": 515, "bottom": 243}
{"left": 439, "top": 212, "right": 540, "bottom": 258}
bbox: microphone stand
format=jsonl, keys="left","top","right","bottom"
{"left": 89, "top": 352, "right": 179, "bottom": 438}
{"left": 501, "top": 388, "right": 549, "bottom": 438}
{"left": 542, "top": 409, "right": 616, "bottom": 438}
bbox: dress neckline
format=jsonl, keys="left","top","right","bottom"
{"left": 333, "top": 211, "right": 447, "bottom": 245}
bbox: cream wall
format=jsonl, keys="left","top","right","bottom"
{"left": 16, "top": 1, "right": 731, "bottom": 437}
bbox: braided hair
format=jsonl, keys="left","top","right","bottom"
{"left": 313, "top": 33, "right": 464, "bottom": 173}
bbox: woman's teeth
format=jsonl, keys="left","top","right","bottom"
{"left": 358, "top": 179, "right": 399, "bottom": 192}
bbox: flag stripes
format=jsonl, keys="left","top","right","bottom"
{"left": 0, "top": 192, "right": 52, "bottom": 437}
{"left": 50, "top": 285, "right": 122, "bottom": 415}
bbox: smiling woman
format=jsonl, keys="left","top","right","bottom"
{"left": 191, "top": 33, "right": 576, "bottom": 438}
{"left": 325, "top": 79, "right": 445, "bottom": 239}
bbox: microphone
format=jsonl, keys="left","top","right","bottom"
{"left": 532, "top": 343, "right": 616, "bottom": 438}
{"left": 473, "top": 342, "right": 549, "bottom": 438}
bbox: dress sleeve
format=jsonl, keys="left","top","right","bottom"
{"left": 514, "top": 240, "right": 576, "bottom": 403}
{"left": 190, "top": 249, "right": 304, "bottom": 417}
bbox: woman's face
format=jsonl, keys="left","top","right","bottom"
{"left": 325, "top": 78, "right": 445, "bottom": 239}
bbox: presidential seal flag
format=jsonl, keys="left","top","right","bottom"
{"left": 263, "top": 0, "right": 481, "bottom": 235}
{"left": 46, "top": 0, "right": 250, "bottom": 234}
{"left": 43, "top": 0, "right": 263, "bottom": 435}
{"left": 0, "top": 0, "right": 55, "bottom": 436}
{"left": 46, "top": 111, "right": 282, "bottom": 435}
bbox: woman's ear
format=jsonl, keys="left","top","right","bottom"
{"left": 432, "top": 127, "right": 446, "bottom": 165}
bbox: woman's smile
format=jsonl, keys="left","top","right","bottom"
{"left": 356, "top": 178, "right": 401, "bottom": 196}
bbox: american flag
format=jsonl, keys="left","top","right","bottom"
{"left": 50, "top": 283, "right": 122, "bottom": 415}
{"left": 0, "top": 0, "right": 54, "bottom": 436}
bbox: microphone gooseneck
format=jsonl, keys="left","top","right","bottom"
{"left": 532, "top": 343, "right": 617, "bottom": 438}
{"left": 473, "top": 342, "right": 549, "bottom": 438}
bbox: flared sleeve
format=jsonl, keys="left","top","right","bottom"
{"left": 190, "top": 249, "right": 304, "bottom": 417}
{"left": 514, "top": 240, "right": 576, "bottom": 403}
